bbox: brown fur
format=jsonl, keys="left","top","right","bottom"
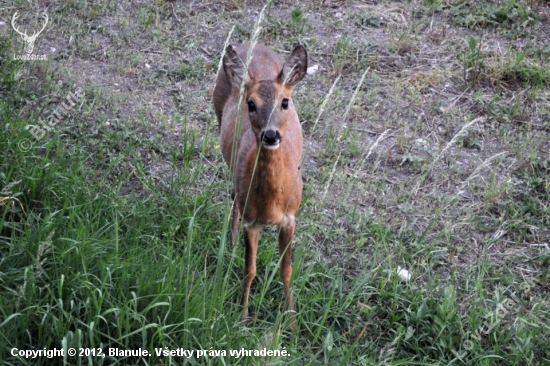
{"left": 213, "top": 43, "right": 307, "bottom": 324}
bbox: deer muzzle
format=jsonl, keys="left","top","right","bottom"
{"left": 261, "top": 129, "right": 281, "bottom": 150}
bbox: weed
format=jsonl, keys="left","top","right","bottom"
{"left": 451, "top": 0, "right": 541, "bottom": 33}
{"left": 158, "top": 59, "right": 208, "bottom": 81}
{"left": 527, "top": 44, "right": 550, "bottom": 62}
{"left": 424, "top": 0, "right": 443, "bottom": 13}
{"left": 501, "top": 53, "right": 549, "bottom": 87}
{"left": 459, "top": 35, "right": 484, "bottom": 85}
{"left": 263, "top": 5, "right": 306, "bottom": 39}
{"left": 388, "top": 31, "right": 417, "bottom": 55}
{"left": 289, "top": 7, "right": 305, "bottom": 34}
{"left": 408, "top": 70, "right": 443, "bottom": 90}
{"left": 355, "top": 12, "right": 386, "bottom": 28}
{"left": 461, "top": 128, "right": 483, "bottom": 150}
{"left": 334, "top": 35, "right": 351, "bottom": 73}
{"left": 229, "top": 0, "right": 245, "bottom": 10}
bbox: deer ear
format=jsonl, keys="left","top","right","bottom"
{"left": 279, "top": 44, "right": 308, "bottom": 86}
{"left": 223, "top": 45, "right": 246, "bottom": 88}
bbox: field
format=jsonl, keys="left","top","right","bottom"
{"left": 1, "top": 0, "right": 549, "bottom": 365}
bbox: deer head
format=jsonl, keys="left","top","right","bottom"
{"left": 11, "top": 12, "right": 49, "bottom": 55}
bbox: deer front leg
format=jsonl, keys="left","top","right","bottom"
{"left": 279, "top": 215, "right": 296, "bottom": 325}
{"left": 241, "top": 221, "right": 261, "bottom": 321}
{"left": 230, "top": 193, "right": 240, "bottom": 245}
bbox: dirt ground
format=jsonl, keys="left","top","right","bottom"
{"left": 2, "top": 0, "right": 549, "bottom": 282}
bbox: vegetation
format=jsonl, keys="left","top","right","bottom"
{"left": 1, "top": 0, "right": 549, "bottom": 365}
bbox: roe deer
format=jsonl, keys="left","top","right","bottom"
{"left": 213, "top": 43, "right": 307, "bottom": 322}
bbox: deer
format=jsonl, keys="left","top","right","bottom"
{"left": 11, "top": 12, "right": 49, "bottom": 55}
{"left": 213, "top": 43, "right": 307, "bottom": 323}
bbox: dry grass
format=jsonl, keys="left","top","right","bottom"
{"left": 2, "top": 0, "right": 549, "bottom": 364}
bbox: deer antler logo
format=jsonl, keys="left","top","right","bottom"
{"left": 11, "top": 12, "right": 49, "bottom": 55}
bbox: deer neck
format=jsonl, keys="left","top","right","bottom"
{"left": 253, "top": 145, "right": 287, "bottom": 191}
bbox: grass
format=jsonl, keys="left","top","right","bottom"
{"left": 450, "top": 0, "right": 541, "bottom": 33}
{"left": 1, "top": 0, "right": 550, "bottom": 365}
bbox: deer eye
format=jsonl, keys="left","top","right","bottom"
{"left": 281, "top": 98, "right": 289, "bottom": 109}
{"left": 247, "top": 100, "right": 256, "bottom": 112}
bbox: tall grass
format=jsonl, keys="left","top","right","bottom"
{"left": 1, "top": 9, "right": 549, "bottom": 365}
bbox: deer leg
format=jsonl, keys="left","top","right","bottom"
{"left": 278, "top": 215, "right": 295, "bottom": 325}
{"left": 242, "top": 221, "right": 260, "bottom": 320}
{"left": 230, "top": 192, "right": 240, "bottom": 245}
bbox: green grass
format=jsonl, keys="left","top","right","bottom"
{"left": 450, "top": 0, "right": 541, "bottom": 34}
{"left": 1, "top": 1, "right": 550, "bottom": 365}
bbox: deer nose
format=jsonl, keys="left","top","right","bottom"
{"left": 261, "top": 129, "right": 281, "bottom": 150}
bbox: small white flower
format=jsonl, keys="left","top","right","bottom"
{"left": 306, "top": 64, "right": 319, "bottom": 75}
{"left": 397, "top": 266, "right": 411, "bottom": 282}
